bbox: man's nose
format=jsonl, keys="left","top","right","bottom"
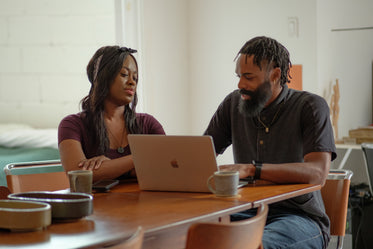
{"left": 237, "top": 77, "right": 245, "bottom": 89}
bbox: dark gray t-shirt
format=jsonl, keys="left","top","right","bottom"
{"left": 204, "top": 84, "right": 337, "bottom": 246}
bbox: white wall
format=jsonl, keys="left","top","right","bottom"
{"left": 141, "top": 0, "right": 189, "bottom": 135}
{"left": 0, "top": 0, "right": 116, "bottom": 128}
{"left": 317, "top": 0, "right": 373, "bottom": 139}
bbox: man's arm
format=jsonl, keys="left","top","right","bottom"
{"left": 219, "top": 151, "right": 331, "bottom": 186}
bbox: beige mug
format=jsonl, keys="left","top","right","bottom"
{"left": 68, "top": 170, "right": 93, "bottom": 194}
{"left": 207, "top": 171, "right": 239, "bottom": 197}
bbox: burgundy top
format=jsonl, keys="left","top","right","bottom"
{"left": 58, "top": 113, "right": 165, "bottom": 159}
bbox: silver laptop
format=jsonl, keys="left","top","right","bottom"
{"left": 128, "top": 135, "right": 246, "bottom": 192}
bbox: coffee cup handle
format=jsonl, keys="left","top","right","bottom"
{"left": 207, "top": 175, "right": 216, "bottom": 194}
{"left": 70, "top": 174, "right": 77, "bottom": 192}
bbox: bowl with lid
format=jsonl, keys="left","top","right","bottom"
{"left": 8, "top": 192, "right": 93, "bottom": 221}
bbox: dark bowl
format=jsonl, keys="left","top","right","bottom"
{"left": 8, "top": 192, "right": 93, "bottom": 221}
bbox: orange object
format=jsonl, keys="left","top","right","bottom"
{"left": 288, "top": 64, "right": 302, "bottom": 90}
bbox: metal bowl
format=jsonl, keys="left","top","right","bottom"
{"left": 0, "top": 200, "right": 51, "bottom": 231}
{"left": 8, "top": 192, "right": 93, "bottom": 221}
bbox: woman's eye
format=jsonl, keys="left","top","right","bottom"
{"left": 121, "top": 73, "right": 128, "bottom": 77}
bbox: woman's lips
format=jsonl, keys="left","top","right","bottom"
{"left": 125, "top": 89, "right": 135, "bottom": 96}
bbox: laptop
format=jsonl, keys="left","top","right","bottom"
{"left": 128, "top": 134, "right": 247, "bottom": 192}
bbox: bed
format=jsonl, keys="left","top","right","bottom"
{"left": 0, "top": 124, "right": 60, "bottom": 187}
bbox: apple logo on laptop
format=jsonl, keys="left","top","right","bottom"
{"left": 170, "top": 159, "right": 179, "bottom": 168}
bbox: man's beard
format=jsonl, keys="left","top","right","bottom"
{"left": 238, "top": 80, "right": 272, "bottom": 117}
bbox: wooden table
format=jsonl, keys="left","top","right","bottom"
{"left": 0, "top": 180, "right": 320, "bottom": 249}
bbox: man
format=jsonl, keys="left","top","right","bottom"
{"left": 204, "top": 36, "right": 336, "bottom": 249}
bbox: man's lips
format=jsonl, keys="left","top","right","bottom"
{"left": 241, "top": 94, "right": 251, "bottom": 100}
{"left": 239, "top": 89, "right": 253, "bottom": 100}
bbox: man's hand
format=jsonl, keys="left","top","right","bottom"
{"left": 218, "top": 163, "right": 254, "bottom": 178}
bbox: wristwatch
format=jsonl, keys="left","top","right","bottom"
{"left": 252, "top": 160, "right": 262, "bottom": 180}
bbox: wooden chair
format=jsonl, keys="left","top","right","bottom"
{"left": 0, "top": 186, "right": 11, "bottom": 199}
{"left": 101, "top": 226, "right": 144, "bottom": 249}
{"left": 185, "top": 203, "right": 268, "bottom": 249}
{"left": 4, "top": 160, "right": 69, "bottom": 193}
{"left": 321, "top": 169, "right": 353, "bottom": 249}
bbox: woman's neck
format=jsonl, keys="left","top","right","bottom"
{"left": 104, "top": 102, "right": 125, "bottom": 121}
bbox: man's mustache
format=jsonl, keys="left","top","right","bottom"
{"left": 239, "top": 89, "right": 254, "bottom": 96}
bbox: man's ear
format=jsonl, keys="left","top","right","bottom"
{"left": 270, "top": 67, "right": 281, "bottom": 83}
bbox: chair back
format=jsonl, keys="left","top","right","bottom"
{"left": 185, "top": 203, "right": 268, "bottom": 249}
{"left": 102, "top": 226, "right": 144, "bottom": 249}
{"left": 0, "top": 186, "right": 11, "bottom": 199}
{"left": 4, "top": 160, "right": 69, "bottom": 193}
{"left": 361, "top": 143, "right": 373, "bottom": 195}
{"left": 321, "top": 169, "right": 353, "bottom": 249}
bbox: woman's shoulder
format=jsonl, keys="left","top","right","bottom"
{"left": 61, "top": 112, "right": 83, "bottom": 122}
{"left": 59, "top": 113, "right": 85, "bottom": 129}
{"left": 61, "top": 113, "right": 83, "bottom": 121}
{"left": 136, "top": 113, "right": 165, "bottom": 134}
{"left": 136, "top": 112, "right": 159, "bottom": 122}
{"left": 58, "top": 112, "right": 87, "bottom": 144}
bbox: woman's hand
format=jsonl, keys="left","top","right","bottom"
{"left": 218, "top": 163, "right": 254, "bottom": 178}
{"left": 78, "top": 155, "right": 111, "bottom": 170}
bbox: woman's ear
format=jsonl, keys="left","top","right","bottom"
{"left": 270, "top": 67, "right": 281, "bottom": 83}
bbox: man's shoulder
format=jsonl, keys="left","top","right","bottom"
{"left": 286, "top": 89, "right": 330, "bottom": 119}
{"left": 287, "top": 88, "right": 327, "bottom": 105}
{"left": 221, "top": 90, "right": 241, "bottom": 104}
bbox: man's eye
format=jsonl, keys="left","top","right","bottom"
{"left": 121, "top": 73, "right": 128, "bottom": 77}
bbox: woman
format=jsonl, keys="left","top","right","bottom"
{"left": 58, "top": 46, "right": 165, "bottom": 182}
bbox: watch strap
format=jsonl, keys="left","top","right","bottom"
{"left": 252, "top": 160, "right": 262, "bottom": 180}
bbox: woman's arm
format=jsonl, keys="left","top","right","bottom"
{"left": 59, "top": 139, "right": 134, "bottom": 182}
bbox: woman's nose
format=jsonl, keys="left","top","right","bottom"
{"left": 127, "top": 76, "right": 136, "bottom": 86}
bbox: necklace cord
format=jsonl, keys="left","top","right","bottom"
{"left": 256, "top": 101, "right": 284, "bottom": 133}
{"left": 107, "top": 126, "right": 126, "bottom": 153}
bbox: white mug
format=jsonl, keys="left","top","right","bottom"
{"left": 68, "top": 170, "right": 93, "bottom": 194}
{"left": 207, "top": 171, "right": 239, "bottom": 197}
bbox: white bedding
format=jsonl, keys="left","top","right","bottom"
{"left": 0, "top": 124, "right": 58, "bottom": 149}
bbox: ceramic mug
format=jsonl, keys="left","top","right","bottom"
{"left": 207, "top": 171, "right": 239, "bottom": 197}
{"left": 68, "top": 170, "right": 93, "bottom": 194}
